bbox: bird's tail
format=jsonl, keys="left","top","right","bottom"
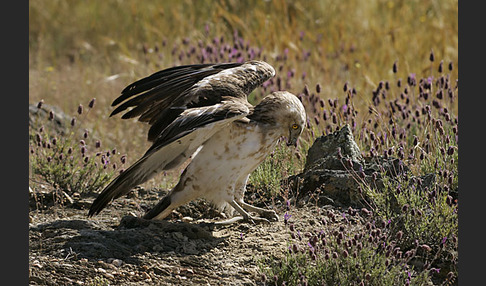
{"left": 88, "top": 156, "right": 154, "bottom": 217}
{"left": 141, "top": 195, "right": 172, "bottom": 220}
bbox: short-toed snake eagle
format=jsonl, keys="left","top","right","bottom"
{"left": 88, "top": 60, "right": 307, "bottom": 223}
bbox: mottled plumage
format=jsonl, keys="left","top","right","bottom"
{"left": 88, "top": 60, "right": 306, "bottom": 223}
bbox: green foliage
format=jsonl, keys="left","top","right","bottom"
{"left": 361, "top": 172, "right": 458, "bottom": 279}
{"left": 29, "top": 100, "right": 126, "bottom": 200}
{"left": 262, "top": 209, "right": 432, "bottom": 285}
{"left": 31, "top": 131, "right": 111, "bottom": 196}
{"left": 86, "top": 276, "right": 110, "bottom": 286}
{"left": 249, "top": 142, "right": 304, "bottom": 197}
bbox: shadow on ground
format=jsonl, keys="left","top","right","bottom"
{"left": 29, "top": 216, "right": 225, "bottom": 265}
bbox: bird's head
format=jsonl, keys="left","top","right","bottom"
{"left": 252, "top": 91, "right": 307, "bottom": 147}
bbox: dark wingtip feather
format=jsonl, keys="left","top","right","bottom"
{"left": 88, "top": 186, "right": 118, "bottom": 216}
{"left": 110, "top": 105, "right": 126, "bottom": 117}
{"left": 142, "top": 196, "right": 172, "bottom": 220}
{"left": 88, "top": 182, "right": 121, "bottom": 217}
{"left": 87, "top": 195, "right": 109, "bottom": 217}
{"left": 88, "top": 156, "right": 149, "bottom": 217}
{"left": 111, "top": 92, "right": 132, "bottom": 107}
{"left": 114, "top": 63, "right": 217, "bottom": 106}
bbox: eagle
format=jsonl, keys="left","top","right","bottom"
{"left": 88, "top": 60, "right": 307, "bottom": 224}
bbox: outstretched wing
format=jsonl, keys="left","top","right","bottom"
{"left": 110, "top": 60, "right": 275, "bottom": 141}
{"left": 88, "top": 100, "right": 249, "bottom": 217}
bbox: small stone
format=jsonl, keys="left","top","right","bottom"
{"left": 111, "top": 259, "right": 123, "bottom": 267}
{"left": 182, "top": 216, "right": 194, "bottom": 222}
{"left": 32, "top": 260, "right": 43, "bottom": 269}
{"left": 103, "top": 272, "right": 114, "bottom": 280}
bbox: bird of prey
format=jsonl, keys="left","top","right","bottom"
{"left": 88, "top": 60, "right": 306, "bottom": 224}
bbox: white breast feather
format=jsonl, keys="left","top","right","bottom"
{"left": 180, "top": 123, "right": 279, "bottom": 214}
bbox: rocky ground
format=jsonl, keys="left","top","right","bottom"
{"left": 29, "top": 186, "right": 345, "bottom": 286}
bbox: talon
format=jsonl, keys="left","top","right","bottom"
{"left": 214, "top": 216, "right": 244, "bottom": 225}
{"left": 262, "top": 210, "right": 279, "bottom": 222}
{"left": 244, "top": 215, "right": 270, "bottom": 224}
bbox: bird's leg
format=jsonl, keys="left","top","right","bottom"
{"left": 239, "top": 201, "right": 279, "bottom": 222}
{"left": 213, "top": 216, "right": 244, "bottom": 225}
{"left": 214, "top": 200, "right": 270, "bottom": 225}
{"left": 230, "top": 200, "right": 271, "bottom": 224}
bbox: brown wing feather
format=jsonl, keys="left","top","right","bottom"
{"left": 110, "top": 60, "right": 275, "bottom": 141}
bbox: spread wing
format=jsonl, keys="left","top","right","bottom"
{"left": 88, "top": 60, "right": 275, "bottom": 216}
{"left": 110, "top": 60, "right": 275, "bottom": 141}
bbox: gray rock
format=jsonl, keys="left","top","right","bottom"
{"left": 304, "top": 124, "right": 364, "bottom": 172}
{"left": 290, "top": 168, "right": 363, "bottom": 206}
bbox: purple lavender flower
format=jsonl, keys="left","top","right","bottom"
{"left": 284, "top": 212, "right": 291, "bottom": 225}
{"left": 307, "top": 242, "right": 314, "bottom": 251}
{"left": 88, "top": 98, "right": 96, "bottom": 108}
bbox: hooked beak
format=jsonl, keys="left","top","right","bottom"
{"left": 286, "top": 137, "right": 298, "bottom": 147}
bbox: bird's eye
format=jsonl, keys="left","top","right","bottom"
{"left": 292, "top": 124, "right": 299, "bottom": 130}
